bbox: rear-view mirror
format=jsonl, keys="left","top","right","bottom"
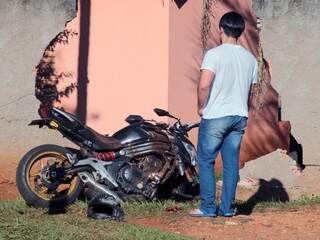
{"left": 154, "top": 108, "right": 169, "bottom": 117}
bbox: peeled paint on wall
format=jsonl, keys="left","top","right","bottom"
{"left": 35, "top": 0, "right": 292, "bottom": 170}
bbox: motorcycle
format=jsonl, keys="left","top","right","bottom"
{"left": 16, "top": 107, "right": 200, "bottom": 209}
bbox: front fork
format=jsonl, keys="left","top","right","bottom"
{"left": 176, "top": 154, "right": 199, "bottom": 185}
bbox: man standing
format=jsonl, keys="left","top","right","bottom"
{"left": 189, "top": 12, "right": 257, "bottom": 217}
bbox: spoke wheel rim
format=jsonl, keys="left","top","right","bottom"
{"left": 26, "top": 152, "right": 78, "bottom": 201}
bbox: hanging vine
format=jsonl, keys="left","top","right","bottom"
{"left": 201, "top": 0, "right": 216, "bottom": 53}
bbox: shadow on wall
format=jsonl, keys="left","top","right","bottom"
{"left": 240, "top": 59, "right": 290, "bottom": 163}
{"left": 35, "top": 29, "right": 78, "bottom": 113}
{"left": 35, "top": 0, "right": 90, "bottom": 125}
{"left": 76, "top": 0, "right": 90, "bottom": 124}
{"left": 236, "top": 178, "right": 289, "bottom": 215}
{"left": 241, "top": 59, "right": 304, "bottom": 169}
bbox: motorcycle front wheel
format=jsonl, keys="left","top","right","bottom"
{"left": 16, "top": 144, "right": 82, "bottom": 209}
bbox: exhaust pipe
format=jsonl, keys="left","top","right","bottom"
{"left": 78, "top": 172, "right": 122, "bottom": 204}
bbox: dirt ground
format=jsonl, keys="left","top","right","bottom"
{"left": 130, "top": 205, "right": 320, "bottom": 240}
{"left": 0, "top": 160, "right": 19, "bottom": 200}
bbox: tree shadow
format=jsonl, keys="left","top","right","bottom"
{"left": 45, "top": 199, "right": 68, "bottom": 215}
{"left": 236, "top": 178, "right": 289, "bottom": 215}
{"left": 35, "top": 30, "right": 78, "bottom": 113}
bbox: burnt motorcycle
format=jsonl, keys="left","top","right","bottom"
{"left": 16, "top": 107, "right": 199, "bottom": 209}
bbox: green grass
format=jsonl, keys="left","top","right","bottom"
{"left": 0, "top": 199, "right": 193, "bottom": 240}
{"left": 125, "top": 194, "right": 320, "bottom": 216}
{"left": 2, "top": 195, "right": 320, "bottom": 240}
{"left": 123, "top": 199, "right": 197, "bottom": 217}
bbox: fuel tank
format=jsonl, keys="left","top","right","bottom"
{"left": 113, "top": 123, "right": 169, "bottom": 145}
{"left": 112, "top": 122, "right": 170, "bottom": 157}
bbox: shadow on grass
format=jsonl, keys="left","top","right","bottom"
{"left": 46, "top": 199, "right": 68, "bottom": 215}
{"left": 236, "top": 178, "right": 289, "bottom": 215}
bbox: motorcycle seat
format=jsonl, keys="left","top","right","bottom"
{"left": 78, "top": 127, "right": 122, "bottom": 151}
{"left": 50, "top": 108, "right": 122, "bottom": 151}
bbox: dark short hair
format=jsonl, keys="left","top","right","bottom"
{"left": 219, "top": 12, "right": 245, "bottom": 39}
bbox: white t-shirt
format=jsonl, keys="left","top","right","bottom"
{"left": 200, "top": 43, "right": 258, "bottom": 119}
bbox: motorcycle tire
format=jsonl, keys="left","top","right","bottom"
{"left": 16, "top": 144, "right": 82, "bottom": 209}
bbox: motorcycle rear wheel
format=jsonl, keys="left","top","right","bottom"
{"left": 16, "top": 144, "right": 82, "bottom": 209}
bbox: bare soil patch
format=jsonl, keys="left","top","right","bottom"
{"left": 0, "top": 158, "right": 19, "bottom": 200}
{"left": 0, "top": 183, "right": 18, "bottom": 200}
{"left": 130, "top": 205, "right": 320, "bottom": 240}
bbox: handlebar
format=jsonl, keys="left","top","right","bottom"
{"left": 186, "top": 123, "right": 200, "bottom": 131}
{"left": 152, "top": 108, "right": 199, "bottom": 133}
{"left": 169, "top": 122, "right": 199, "bottom": 135}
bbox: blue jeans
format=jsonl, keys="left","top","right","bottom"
{"left": 197, "top": 115, "right": 247, "bottom": 214}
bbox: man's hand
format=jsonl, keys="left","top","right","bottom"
{"left": 198, "top": 108, "right": 204, "bottom": 117}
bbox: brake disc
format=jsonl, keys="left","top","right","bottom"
{"left": 40, "top": 165, "right": 61, "bottom": 190}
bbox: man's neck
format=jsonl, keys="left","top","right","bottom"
{"left": 222, "top": 37, "right": 238, "bottom": 45}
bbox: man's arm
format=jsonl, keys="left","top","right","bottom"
{"left": 198, "top": 69, "right": 215, "bottom": 116}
